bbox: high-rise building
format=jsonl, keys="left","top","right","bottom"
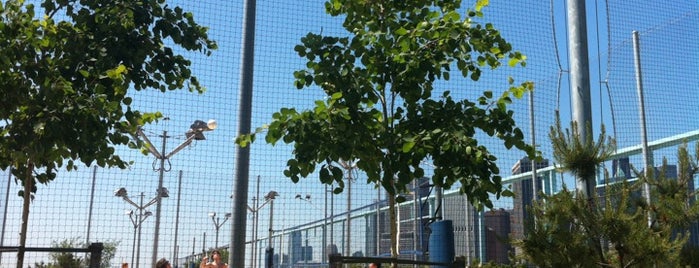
{"left": 484, "top": 209, "right": 512, "bottom": 264}
{"left": 510, "top": 157, "right": 549, "bottom": 240}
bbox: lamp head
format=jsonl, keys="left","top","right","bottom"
{"left": 158, "top": 187, "right": 169, "bottom": 198}
{"left": 224, "top": 212, "right": 232, "bottom": 218}
{"left": 114, "top": 187, "right": 128, "bottom": 197}
{"left": 206, "top": 119, "right": 217, "bottom": 130}
{"left": 144, "top": 211, "right": 153, "bottom": 217}
{"left": 125, "top": 210, "right": 134, "bottom": 216}
{"left": 209, "top": 212, "right": 216, "bottom": 218}
{"left": 265, "top": 191, "right": 279, "bottom": 200}
{"left": 187, "top": 119, "right": 217, "bottom": 140}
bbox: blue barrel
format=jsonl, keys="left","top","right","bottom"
{"left": 429, "top": 220, "right": 455, "bottom": 268}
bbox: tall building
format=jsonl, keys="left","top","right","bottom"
{"left": 445, "top": 194, "right": 480, "bottom": 262}
{"left": 484, "top": 209, "right": 512, "bottom": 264}
{"left": 510, "top": 157, "right": 549, "bottom": 240}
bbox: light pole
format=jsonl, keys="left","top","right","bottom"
{"left": 295, "top": 193, "right": 327, "bottom": 263}
{"left": 209, "top": 212, "right": 232, "bottom": 249}
{"left": 247, "top": 189, "right": 278, "bottom": 268}
{"left": 115, "top": 188, "right": 163, "bottom": 268}
{"left": 134, "top": 119, "right": 216, "bottom": 264}
{"left": 264, "top": 191, "right": 279, "bottom": 268}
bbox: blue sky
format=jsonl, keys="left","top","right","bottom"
{"left": 1, "top": 0, "right": 698, "bottom": 266}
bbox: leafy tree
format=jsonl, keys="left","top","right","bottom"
{"left": 237, "top": 0, "right": 535, "bottom": 261}
{"left": 0, "top": 0, "right": 216, "bottom": 266}
{"left": 32, "top": 237, "right": 120, "bottom": 268}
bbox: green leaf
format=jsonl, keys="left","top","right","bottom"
{"left": 475, "top": 0, "right": 490, "bottom": 11}
{"left": 402, "top": 140, "right": 415, "bottom": 153}
{"left": 395, "top": 27, "right": 408, "bottom": 36}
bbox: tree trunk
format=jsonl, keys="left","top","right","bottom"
{"left": 388, "top": 193, "right": 398, "bottom": 268}
{"left": 17, "top": 161, "right": 33, "bottom": 268}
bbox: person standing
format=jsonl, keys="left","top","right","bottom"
{"left": 201, "top": 250, "right": 228, "bottom": 268}
{"left": 155, "top": 258, "right": 172, "bottom": 268}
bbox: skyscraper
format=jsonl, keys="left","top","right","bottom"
{"left": 510, "top": 157, "right": 549, "bottom": 240}
{"left": 484, "top": 209, "right": 511, "bottom": 264}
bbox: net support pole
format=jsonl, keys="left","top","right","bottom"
{"left": 632, "top": 30, "right": 654, "bottom": 226}
{"left": 566, "top": 0, "right": 594, "bottom": 197}
{"left": 231, "top": 0, "right": 257, "bottom": 266}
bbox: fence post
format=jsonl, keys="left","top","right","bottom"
{"left": 329, "top": 253, "right": 341, "bottom": 268}
{"left": 89, "top": 242, "right": 104, "bottom": 268}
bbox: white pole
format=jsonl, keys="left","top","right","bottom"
{"left": 633, "top": 30, "right": 653, "bottom": 226}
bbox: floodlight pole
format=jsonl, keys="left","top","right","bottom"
{"left": 210, "top": 212, "right": 232, "bottom": 248}
{"left": 153, "top": 130, "right": 168, "bottom": 265}
{"left": 116, "top": 190, "right": 158, "bottom": 268}
{"left": 136, "top": 119, "right": 216, "bottom": 265}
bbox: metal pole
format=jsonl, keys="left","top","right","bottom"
{"left": 137, "top": 193, "right": 145, "bottom": 268}
{"left": 153, "top": 130, "right": 168, "bottom": 264}
{"left": 131, "top": 213, "right": 137, "bottom": 268}
{"left": 530, "top": 91, "right": 538, "bottom": 202}
{"left": 0, "top": 170, "right": 12, "bottom": 265}
{"left": 215, "top": 221, "right": 220, "bottom": 249}
{"left": 330, "top": 184, "right": 334, "bottom": 249}
{"left": 435, "top": 186, "right": 443, "bottom": 220}
{"left": 566, "top": 0, "right": 594, "bottom": 197}
{"left": 231, "top": 0, "right": 257, "bottom": 266}
{"left": 87, "top": 166, "right": 97, "bottom": 247}
{"left": 412, "top": 180, "right": 419, "bottom": 262}
{"left": 253, "top": 176, "right": 260, "bottom": 268}
{"left": 345, "top": 169, "right": 351, "bottom": 258}
{"left": 633, "top": 30, "right": 654, "bottom": 226}
{"left": 174, "top": 170, "right": 183, "bottom": 264}
{"left": 323, "top": 185, "right": 328, "bottom": 263}
{"left": 266, "top": 198, "right": 274, "bottom": 268}
{"left": 376, "top": 187, "right": 380, "bottom": 257}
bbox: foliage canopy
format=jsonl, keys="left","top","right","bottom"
{"left": 236, "top": 0, "right": 536, "bottom": 261}
{"left": 0, "top": 0, "right": 215, "bottom": 265}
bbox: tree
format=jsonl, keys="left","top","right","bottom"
{"left": 32, "top": 238, "right": 120, "bottom": 268}
{"left": 237, "top": 0, "right": 535, "bottom": 262}
{"left": 0, "top": 0, "right": 216, "bottom": 266}
{"left": 516, "top": 118, "right": 699, "bottom": 267}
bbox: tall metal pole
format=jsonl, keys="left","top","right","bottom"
{"left": 136, "top": 193, "right": 145, "bottom": 268}
{"left": 530, "top": 91, "right": 538, "bottom": 201}
{"left": 253, "top": 176, "right": 260, "bottom": 268}
{"left": 323, "top": 185, "right": 328, "bottom": 263}
{"left": 153, "top": 130, "right": 168, "bottom": 264}
{"left": 632, "top": 31, "right": 653, "bottom": 226}
{"left": 0, "top": 170, "right": 12, "bottom": 265}
{"left": 231, "top": 0, "right": 257, "bottom": 266}
{"left": 566, "top": 0, "right": 594, "bottom": 197}
{"left": 330, "top": 185, "right": 334, "bottom": 249}
{"left": 173, "top": 170, "right": 183, "bottom": 265}
{"left": 87, "top": 166, "right": 97, "bottom": 246}
{"left": 412, "top": 180, "right": 419, "bottom": 261}
{"left": 131, "top": 212, "right": 138, "bottom": 268}
{"left": 345, "top": 169, "right": 351, "bottom": 258}
{"left": 376, "top": 187, "right": 380, "bottom": 257}
{"left": 266, "top": 198, "right": 275, "bottom": 268}
{"left": 192, "top": 237, "right": 196, "bottom": 265}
